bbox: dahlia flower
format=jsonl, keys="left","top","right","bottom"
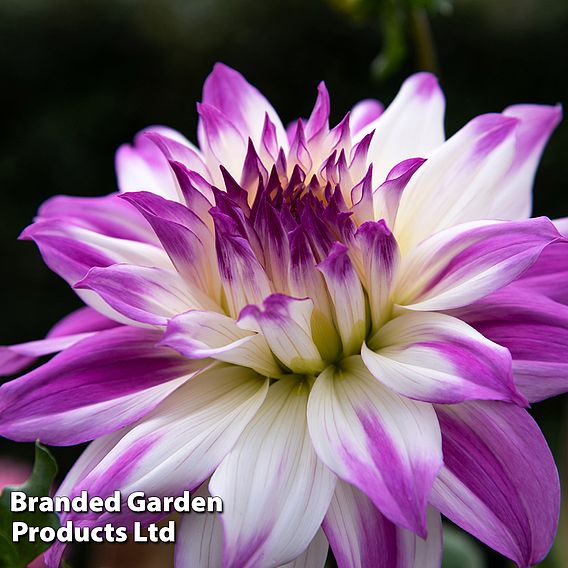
{"left": 1, "top": 63, "right": 566, "bottom": 568}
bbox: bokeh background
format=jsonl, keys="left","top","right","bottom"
{"left": 1, "top": 0, "right": 567, "bottom": 566}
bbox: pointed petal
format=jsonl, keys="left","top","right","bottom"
{"left": 395, "top": 217, "right": 563, "bottom": 311}
{"left": 197, "top": 102, "right": 247, "bottom": 183}
{"left": 355, "top": 220, "right": 400, "bottom": 332}
{"left": 364, "top": 73, "right": 445, "bottom": 185}
{"left": 317, "top": 243, "right": 367, "bottom": 356}
{"left": 431, "top": 400, "right": 560, "bottom": 567}
{"left": 394, "top": 114, "right": 520, "bottom": 251}
{"left": 21, "top": 217, "right": 173, "bottom": 320}
{"left": 306, "top": 82, "right": 331, "bottom": 140}
{"left": 492, "top": 104, "right": 562, "bottom": 219}
{"left": 238, "top": 294, "right": 325, "bottom": 375}
{"left": 349, "top": 99, "right": 383, "bottom": 137}
{"left": 323, "top": 480, "right": 442, "bottom": 568}
{"left": 213, "top": 211, "right": 272, "bottom": 317}
{"left": 307, "top": 357, "right": 442, "bottom": 536}
{"left": 115, "top": 127, "right": 185, "bottom": 202}
{"left": 142, "top": 130, "right": 210, "bottom": 181}
{"left": 0, "top": 327, "right": 205, "bottom": 445}
{"left": 119, "top": 191, "right": 220, "bottom": 302}
{"left": 373, "top": 158, "right": 426, "bottom": 227}
{"left": 162, "top": 310, "right": 281, "bottom": 376}
{"left": 203, "top": 63, "right": 287, "bottom": 151}
{"left": 362, "top": 311, "right": 523, "bottom": 404}
{"left": 210, "top": 377, "right": 336, "bottom": 568}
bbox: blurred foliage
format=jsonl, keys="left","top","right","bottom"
{"left": 0, "top": 442, "right": 59, "bottom": 568}
{"left": 329, "top": 0, "right": 453, "bottom": 77}
{"left": 442, "top": 525, "right": 486, "bottom": 568}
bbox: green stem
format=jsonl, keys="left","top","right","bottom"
{"left": 408, "top": 6, "right": 439, "bottom": 74}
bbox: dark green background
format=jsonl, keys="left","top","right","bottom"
{"left": 1, "top": 0, "right": 567, "bottom": 566}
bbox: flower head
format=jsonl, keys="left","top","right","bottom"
{"left": 1, "top": 63, "right": 566, "bottom": 567}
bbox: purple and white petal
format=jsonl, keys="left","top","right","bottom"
{"left": 318, "top": 243, "right": 367, "bottom": 356}
{"left": 51, "top": 363, "right": 268, "bottom": 527}
{"left": 362, "top": 311, "right": 523, "bottom": 404}
{"left": 455, "top": 287, "right": 568, "bottom": 402}
{"left": 115, "top": 127, "right": 187, "bottom": 202}
{"left": 431, "top": 400, "right": 560, "bottom": 567}
{"left": 515, "top": 239, "right": 568, "bottom": 304}
{"left": 349, "top": 99, "right": 383, "bottom": 137}
{"left": 37, "top": 193, "right": 156, "bottom": 244}
{"left": 213, "top": 212, "right": 273, "bottom": 317}
{"left": 162, "top": 310, "right": 281, "bottom": 376}
{"left": 394, "top": 113, "right": 519, "bottom": 250}
{"left": 197, "top": 102, "right": 248, "bottom": 184}
{"left": 308, "top": 356, "right": 442, "bottom": 536}
{"left": 210, "top": 376, "right": 336, "bottom": 568}
{"left": 0, "top": 306, "right": 119, "bottom": 377}
{"left": 238, "top": 294, "right": 325, "bottom": 375}
{"left": 0, "top": 327, "right": 206, "bottom": 445}
{"left": 373, "top": 158, "right": 426, "bottom": 227}
{"left": 362, "top": 73, "right": 445, "bottom": 185}
{"left": 395, "top": 217, "right": 563, "bottom": 311}
{"left": 355, "top": 220, "right": 400, "bottom": 332}
{"left": 76, "top": 264, "right": 217, "bottom": 326}
{"left": 323, "top": 480, "right": 442, "bottom": 568}
{"left": 491, "top": 104, "right": 562, "bottom": 219}
{"left": 203, "top": 63, "right": 288, "bottom": 153}
{"left": 142, "top": 130, "right": 210, "bottom": 181}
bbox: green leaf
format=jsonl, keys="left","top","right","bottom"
{"left": 0, "top": 441, "right": 60, "bottom": 568}
{"left": 442, "top": 524, "right": 486, "bottom": 568}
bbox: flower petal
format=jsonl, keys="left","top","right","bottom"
{"left": 455, "top": 286, "right": 568, "bottom": 402}
{"left": 363, "top": 73, "right": 445, "bottom": 185}
{"left": 394, "top": 114, "right": 518, "bottom": 251}
{"left": 516, "top": 239, "right": 568, "bottom": 304}
{"left": 355, "top": 220, "right": 400, "bottom": 332}
{"left": 203, "top": 63, "right": 287, "bottom": 152}
{"left": 115, "top": 126, "right": 187, "bottom": 202}
{"left": 317, "top": 243, "right": 367, "bottom": 356}
{"left": 197, "top": 102, "right": 247, "bottom": 184}
{"left": 76, "top": 264, "right": 215, "bottom": 326}
{"left": 362, "top": 311, "right": 523, "bottom": 405}
{"left": 492, "top": 104, "right": 562, "bottom": 219}
{"left": 212, "top": 211, "right": 273, "bottom": 318}
{"left": 0, "top": 307, "right": 119, "bottom": 377}
{"left": 431, "top": 400, "right": 560, "bottom": 567}
{"left": 210, "top": 376, "right": 336, "bottom": 568}
{"left": 119, "top": 191, "right": 220, "bottom": 301}
{"left": 37, "top": 193, "right": 156, "bottom": 243}
{"left": 174, "top": 483, "right": 224, "bottom": 568}
{"left": 323, "top": 480, "right": 442, "bottom": 568}
{"left": 45, "top": 365, "right": 264, "bottom": 568}
{"left": 307, "top": 356, "right": 442, "bottom": 536}
{"left": 238, "top": 294, "right": 325, "bottom": 374}
{"left": 0, "top": 327, "right": 205, "bottom": 445}
{"left": 394, "top": 217, "right": 563, "bottom": 311}
{"left": 349, "top": 99, "right": 383, "bottom": 137}
{"left": 162, "top": 310, "right": 281, "bottom": 376}
{"left": 281, "top": 529, "right": 329, "bottom": 568}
